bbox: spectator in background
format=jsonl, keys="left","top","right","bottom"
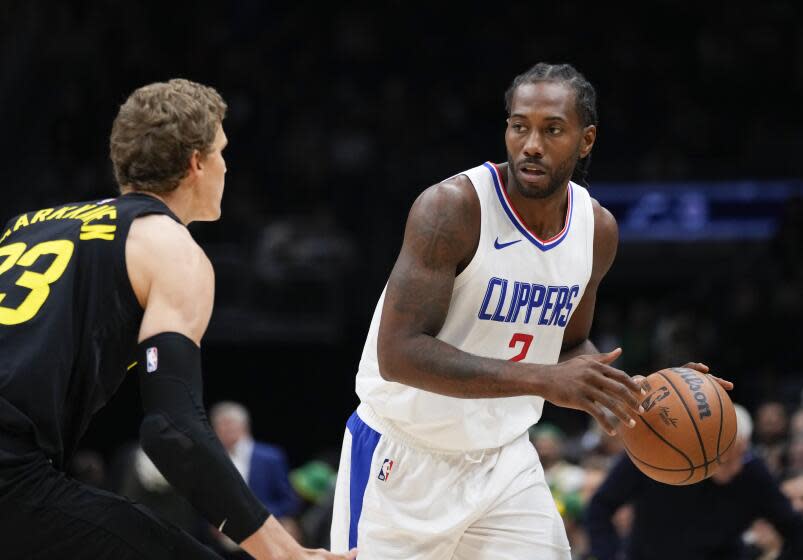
{"left": 572, "top": 413, "right": 627, "bottom": 473}
{"left": 754, "top": 400, "right": 789, "bottom": 477}
{"left": 743, "top": 473, "right": 803, "bottom": 559}
{"left": 290, "top": 459, "right": 339, "bottom": 549}
{"left": 783, "top": 435, "right": 803, "bottom": 479}
{"left": 780, "top": 474, "right": 803, "bottom": 512}
{"left": 531, "top": 423, "right": 586, "bottom": 499}
{"left": 209, "top": 401, "right": 302, "bottom": 560}
{"left": 585, "top": 403, "right": 803, "bottom": 560}
{"left": 529, "top": 423, "right": 588, "bottom": 557}
{"left": 210, "top": 400, "right": 302, "bottom": 553}
{"left": 787, "top": 407, "right": 803, "bottom": 440}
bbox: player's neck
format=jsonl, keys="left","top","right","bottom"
{"left": 121, "top": 185, "right": 194, "bottom": 225}
{"left": 500, "top": 164, "right": 569, "bottom": 240}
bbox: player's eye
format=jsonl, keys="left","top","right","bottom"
{"left": 547, "top": 126, "right": 563, "bottom": 135}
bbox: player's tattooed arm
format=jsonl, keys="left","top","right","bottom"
{"left": 377, "top": 176, "right": 534, "bottom": 398}
{"left": 377, "top": 185, "right": 643, "bottom": 428}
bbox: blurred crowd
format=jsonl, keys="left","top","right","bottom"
{"left": 5, "top": 2, "right": 802, "bottom": 557}
{"left": 2, "top": 2, "right": 802, "bottom": 339}
{"left": 68, "top": 395, "right": 803, "bottom": 558}
{"left": 528, "top": 398, "right": 803, "bottom": 559}
{"left": 591, "top": 195, "right": 802, "bottom": 414}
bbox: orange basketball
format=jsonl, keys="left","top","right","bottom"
{"left": 620, "top": 367, "right": 737, "bottom": 485}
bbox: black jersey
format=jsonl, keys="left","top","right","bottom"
{"left": 0, "top": 193, "right": 181, "bottom": 468}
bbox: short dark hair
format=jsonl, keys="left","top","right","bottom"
{"left": 505, "top": 63, "right": 598, "bottom": 186}
{"left": 110, "top": 79, "right": 227, "bottom": 194}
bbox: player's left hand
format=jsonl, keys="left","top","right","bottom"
{"left": 631, "top": 362, "right": 733, "bottom": 392}
{"left": 678, "top": 361, "right": 733, "bottom": 390}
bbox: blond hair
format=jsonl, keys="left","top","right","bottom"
{"left": 110, "top": 78, "right": 227, "bottom": 193}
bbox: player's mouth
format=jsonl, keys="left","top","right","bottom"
{"left": 517, "top": 162, "right": 548, "bottom": 183}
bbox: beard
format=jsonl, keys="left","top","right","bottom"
{"left": 506, "top": 148, "right": 581, "bottom": 200}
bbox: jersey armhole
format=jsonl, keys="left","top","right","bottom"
{"left": 584, "top": 187, "right": 596, "bottom": 282}
{"left": 118, "top": 214, "right": 145, "bottom": 314}
{"left": 454, "top": 171, "right": 488, "bottom": 290}
{"left": 118, "top": 210, "right": 173, "bottom": 314}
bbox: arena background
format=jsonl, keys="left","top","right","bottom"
{"left": 1, "top": 0, "right": 801, "bottom": 509}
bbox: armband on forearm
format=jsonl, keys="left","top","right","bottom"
{"left": 136, "top": 332, "right": 269, "bottom": 543}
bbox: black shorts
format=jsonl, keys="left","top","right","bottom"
{"left": 0, "top": 447, "right": 222, "bottom": 560}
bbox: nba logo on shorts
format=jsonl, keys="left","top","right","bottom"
{"left": 377, "top": 458, "right": 394, "bottom": 482}
{"left": 146, "top": 347, "right": 158, "bottom": 373}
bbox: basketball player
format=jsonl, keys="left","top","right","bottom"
{"left": 0, "top": 79, "right": 356, "bottom": 560}
{"left": 329, "top": 63, "right": 726, "bottom": 559}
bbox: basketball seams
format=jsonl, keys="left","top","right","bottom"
{"left": 624, "top": 446, "right": 708, "bottom": 485}
{"left": 626, "top": 414, "right": 695, "bottom": 484}
{"left": 624, "top": 445, "right": 728, "bottom": 471}
{"left": 659, "top": 370, "right": 709, "bottom": 478}
{"left": 625, "top": 425, "right": 739, "bottom": 480}
{"left": 702, "top": 373, "right": 725, "bottom": 459}
{"left": 717, "top": 425, "right": 738, "bottom": 461}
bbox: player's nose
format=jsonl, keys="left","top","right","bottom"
{"left": 522, "top": 130, "right": 544, "bottom": 158}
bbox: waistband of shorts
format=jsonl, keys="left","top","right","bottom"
{"left": 356, "top": 402, "right": 506, "bottom": 456}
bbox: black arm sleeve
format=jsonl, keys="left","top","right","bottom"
{"left": 137, "top": 332, "right": 269, "bottom": 543}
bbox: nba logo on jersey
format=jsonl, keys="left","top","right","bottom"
{"left": 146, "top": 347, "right": 158, "bottom": 373}
{"left": 377, "top": 458, "right": 394, "bottom": 482}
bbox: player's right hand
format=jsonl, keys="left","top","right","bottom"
{"left": 541, "top": 348, "right": 644, "bottom": 436}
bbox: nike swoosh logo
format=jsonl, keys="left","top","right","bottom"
{"left": 494, "top": 237, "right": 522, "bottom": 249}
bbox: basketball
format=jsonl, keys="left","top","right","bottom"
{"left": 620, "top": 367, "right": 737, "bottom": 485}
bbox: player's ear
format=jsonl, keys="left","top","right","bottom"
{"left": 188, "top": 149, "right": 203, "bottom": 176}
{"left": 580, "top": 125, "right": 596, "bottom": 158}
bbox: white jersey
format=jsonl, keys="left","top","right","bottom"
{"left": 355, "top": 162, "right": 595, "bottom": 451}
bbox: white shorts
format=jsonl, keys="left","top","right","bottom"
{"left": 330, "top": 404, "right": 571, "bottom": 560}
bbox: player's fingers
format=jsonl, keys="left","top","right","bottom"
{"left": 586, "top": 400, "right": 617, "bottom": 436}
{"left": 600, "top": 364, "right": 644, "bottom": 397}
{"left": 631, "top": 375, "right": 649, "bottom": 394}
{"left": 682, "top": 361, "right": 709, "bottom": 373}
{"left": 708, "top": 374, "right": 734, "bottom": 390}
{"left": 590, "top": 347, "right": 622, "bottom": 365}
{"left": 592, "top": 389, "right": 638, "bottom": 428}
{"left": 597, "top": 375, "right": 644, "bottom": 413}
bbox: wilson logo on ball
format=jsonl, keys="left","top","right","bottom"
{"left": 675, "top": 369, "right": 712, "bottom": 419}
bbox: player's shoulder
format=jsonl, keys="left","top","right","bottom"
{"left": 588, "top": 195, "right": 619, "bottom": 277}
{"left": 129, "top": 213, "right": 192, "bottom": 246}
{"left": 411, "top": 171, "right": 479, "bottom": 220}
{"left": 589, "top": 195, "right": 618, "bottom": 241}
{"left": 128, "top": 214, "right": 210, "bottom": 272}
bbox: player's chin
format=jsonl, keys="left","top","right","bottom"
{"left": 200, "top": 206, "right": 222, "bottom": 222}
{"left": 516, "top": 178, "right": 553, "bottom": 199}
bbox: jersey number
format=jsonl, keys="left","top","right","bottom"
{"left": 0, "top": 240, "right": 75, "bottom": 325}
{"left": 508, "top": 333, "right": 534, "bottom": 362}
